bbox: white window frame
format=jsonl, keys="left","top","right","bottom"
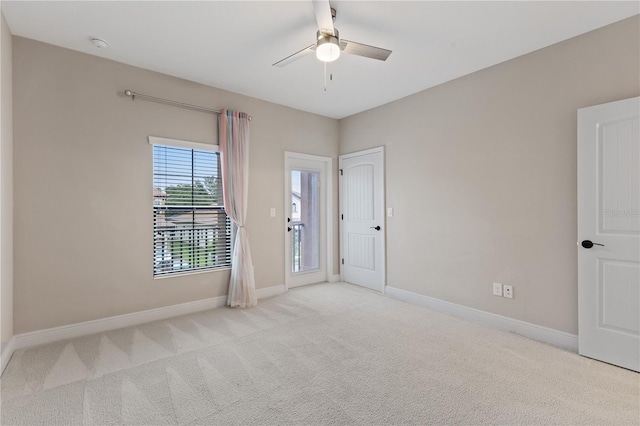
{"left": 149, "top": 136, "right": 233, "bottom": 278}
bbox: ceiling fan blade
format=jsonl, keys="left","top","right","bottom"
{"left": 273, "top": 44, "right": 315, "bottom": 67}
{"left": 341, "top": 40, "right": 392, "bottom": 61}
{"left": 312, "top": 0, "right": 335, "bottom": 35}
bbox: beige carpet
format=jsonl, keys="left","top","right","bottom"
{"left": 1, "top": 282, "right": 638, "bottom": 425}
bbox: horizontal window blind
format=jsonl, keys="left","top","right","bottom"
{"left": 153, "top": 144, "right": 231, "bottom": 276}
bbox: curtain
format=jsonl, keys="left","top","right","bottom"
{"left": 219, "top": 109, "right": 257, "bottom": 308}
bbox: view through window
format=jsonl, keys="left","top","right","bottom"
{"left": 153, "top": 144, "right": 231, "bottom": 276}
{"left": 290, "top": 169, "right": 320, "bottom": 273}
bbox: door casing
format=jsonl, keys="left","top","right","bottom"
{"left": 284, "top": 152, "right": 333, "bottom": 290}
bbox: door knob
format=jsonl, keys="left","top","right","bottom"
{"left": 581, "top": 240, "right": 604, "bottom": 249}
{"left": 370, "top": 226, "right": 381, "bottom": 231}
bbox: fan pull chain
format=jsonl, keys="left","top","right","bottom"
{"left": 322, "top": 64, "right": 334, "bottom": 92}
{"left": 324, "top": 62, "right": 327, "bottom": 91}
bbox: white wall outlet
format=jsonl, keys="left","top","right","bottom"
{"left": 493, "top": 282, "right": 503, "bottom": 296}
{"left": 503, "top": 285, "right": 513, "bottom": 298}
{"left": 270, "top": 208, "right": 276, "bottom": 218}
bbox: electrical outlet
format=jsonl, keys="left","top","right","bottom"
{"left": 503, "top": 285, "right": 513, "bottom": 298}
{"left": 493, "top": 282, "right": 503, "bottom": 296}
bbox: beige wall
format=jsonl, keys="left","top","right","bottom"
{"left": 11, "top": 16, "right": 639, "bottom": 336}
{"left": 13, "top": 37, "right": 339, "bottom": 334}
{"left": 1, "top": 11, "right": 14, "bottom": 352}
{"left": 339, "top": 16, "right": 640, "bottom": 334}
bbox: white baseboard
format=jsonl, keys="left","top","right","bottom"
{"left": 14, "top": 295, "right": 228, "bottom": 350}
{"left": 13, "top": 284, "right": 287, "bottom": 352}
{"left": 327, "top": 274, "right": 341, "bottom": 283}
{"left": 385, "top": 286, "right": 579, "bottom": 352}
{"left": 1, "top": 337, "right": 16, "bottom": 376}
{"left": 256, "top": 284, "right": 286, "bottom": 299}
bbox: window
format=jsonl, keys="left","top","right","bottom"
{"left": 152, "top": 140, "right": 231, "bottom": 276}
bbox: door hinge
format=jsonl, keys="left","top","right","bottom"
{"left": 340, "top": 169, "right": 343, "bottom": 176}
{"left": 341, "top": 214, "right": 343, "bottom": 220}
{"left": 341, "top": 258, "right": 344, "bottom": 265}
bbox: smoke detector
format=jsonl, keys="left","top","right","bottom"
{"left": 90, "top": 37, "right": 108, "bottom": 49}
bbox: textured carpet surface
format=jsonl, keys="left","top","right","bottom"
{"left": 1, "top": 282, "right": 638, "bottom": 425}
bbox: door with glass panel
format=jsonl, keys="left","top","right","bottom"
{"left": 285, "top": 153, "right": 330, "bottom": 288}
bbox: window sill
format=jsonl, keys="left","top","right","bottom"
{"left": 153, "top": 266, "right": 232, "bottom": 280}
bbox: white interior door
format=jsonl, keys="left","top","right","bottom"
{"left": 340, "top": 147, "right": 385, "bottom": 292}
{"left": 578, "top": 96, "right": 640, "bottom": 372}
{"left": 284, "top": 152, "right": 331, "bottom": 289}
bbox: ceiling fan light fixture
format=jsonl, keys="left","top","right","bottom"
{"left": 316, "top": 31, "right": 340, "bottom": 62}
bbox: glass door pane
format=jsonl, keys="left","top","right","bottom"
{"left": 291, "top": 169, "right": 320, "bottom": 273}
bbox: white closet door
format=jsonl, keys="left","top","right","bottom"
{"left": 578, "top": 96, "right": 640, "bottom": 372}
{"left": 340, "top": 147, "right": 385, "bottom": 292}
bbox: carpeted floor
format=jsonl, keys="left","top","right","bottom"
{"left": 1, "top": 282, "right": 638, "bottom": 425}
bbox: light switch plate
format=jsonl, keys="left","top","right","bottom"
{"left": 387, "top": 208, "right": 394, "bottom": 217}
{"left": 270, "top": 208, "right": 276, "bottom": 217}
{"left": 493, "top": 282, "right": 503, "bottom": 296}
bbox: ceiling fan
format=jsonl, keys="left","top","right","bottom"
{"left": 273, "top": 0, "right": 392, "bottom": 67}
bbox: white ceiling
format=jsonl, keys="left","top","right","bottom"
{"left": 3, "top": 1, "right": 638, "bottom": 119}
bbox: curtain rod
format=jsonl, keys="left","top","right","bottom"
{"left": 122, "top": 89, "right": 252, "bottom": 120}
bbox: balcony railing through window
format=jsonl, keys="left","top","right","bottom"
{"left": 291, "top": 221, "right": 304, "bottom": 272}
{"left": 154, "top": 205, "right": 231, "bottom": 275}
